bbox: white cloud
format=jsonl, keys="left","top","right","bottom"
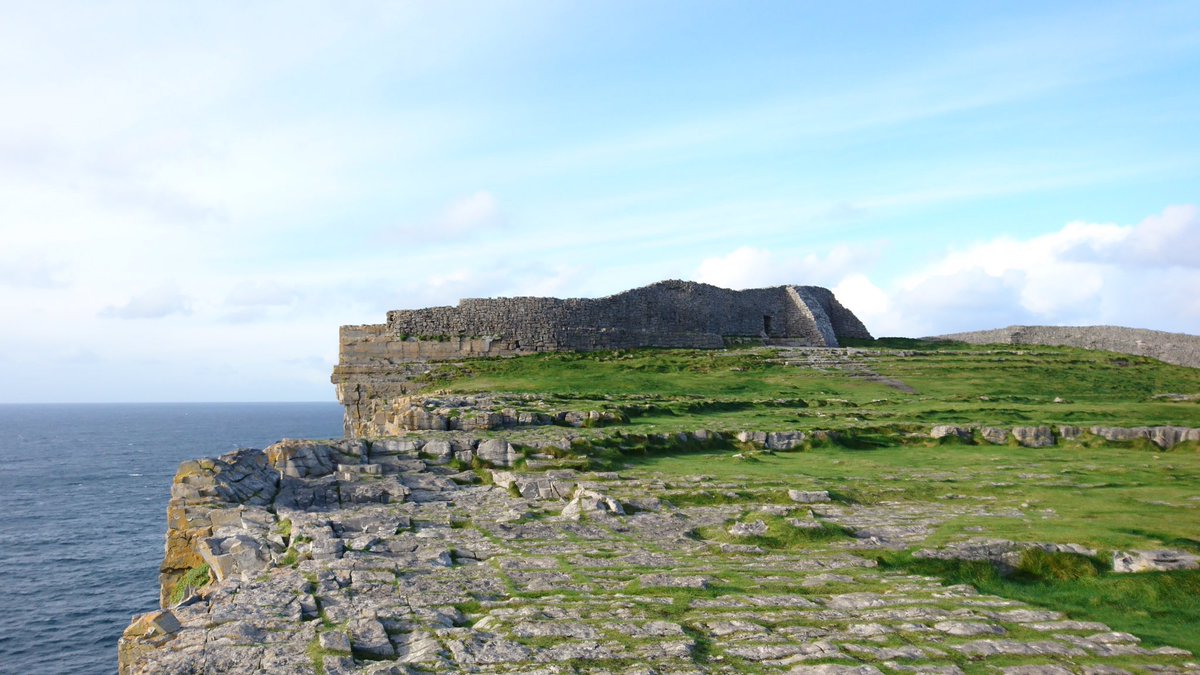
{"left": 843, "top": 205, "right": 1200, "bottom": 336}
{"left": 692, "top": 206, "right": 1200, "bottom": 338}
{"left": 1060, "top": 204, "right": 1200, "bottom": 268}
{"left": 0, "top": 254, "right": 68, "bottom": 288}
{"left": 100, "top": 284, "right": 193, "bottom": 319}
{"left": 694, "top": 244, "right": 881, "bottom": 290}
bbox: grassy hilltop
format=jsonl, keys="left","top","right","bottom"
{"left": 417, "top": 340, "right": 1200, "bottom": 653}
{"left": 421, "top": 339, "right": 1200, "bottom": 431}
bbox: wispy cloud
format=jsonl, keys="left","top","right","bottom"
{"left": 0, "top": 254, "right": 69, "bottom": 289}
{"left": 100, "top": 284, "right": 193, "bottom": 319}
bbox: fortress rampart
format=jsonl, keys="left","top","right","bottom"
{"left": 332, "top": 280, "right": 871, "bottom": 436}
{"left": 935, "top": 325, "right": 1200, "bottom": 370}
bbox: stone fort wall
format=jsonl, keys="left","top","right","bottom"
{"left": 332, "top": 280, "right": 872, "bottom": 436}
{"left": 935, "top": 325, "right": 1200, "bottom": 369}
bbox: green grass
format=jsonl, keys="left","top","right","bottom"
{"left": 695, "top": 515, "right": 853, "bottom": 550}
{"left": 168, "top": 563, "right": 211, "bottom": 605}
{"left": 402, "top": 341, "right": 1200, "bottom": 654}
{"left": 620, "top": 443, "right": 1200, "bottom": 655}
{"left": 305, "top": 635, "right": 351, "bottom": 675}
{"left": 879, "top": 551, "right": 1200, "bottom": 655}
{"left": 413, "top": 343, "right": 1200, "bottom": 433}
{"left": 621, "top": 444, "right": 1200, "bottom": 552}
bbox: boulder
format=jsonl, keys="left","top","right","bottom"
{"left": 1058, "top": 425, "right": 1083, "bottom": 440}
{"left": 765, "top": 431, "right": 806, "bottom": 450}
{"left": 422, "top": 440, "right": 454, "bottom": 464}
{"left": 930, "top": 425, "right": 971, "bottom": 441}
{"left": 1148, "top": 426, "right": 1199, "bottom": 450}
{"left": 1090, "top": 427, "right": 1149, "bottom": 443}
{"left": 476, "top": 439, "right": 517, "bottom": 468}
{"left": 736, "top": 431, "right": 768, "bottom": 445}
{"left": 561, "top": 487, "right": 624, "bottom": 520}
{"left": 980, "top": 427, "right": 1009, "bottom": 445}
{"left": 1012, "top": 426, "right": 1054, "bottom": 448}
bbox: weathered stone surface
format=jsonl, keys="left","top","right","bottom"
{"left": 729, "top": 520, "right": 769, "bottom": 537}
{"left": 766, "top": 431, "right": 807, "bottom": 450}
{"left": 930, "top": 425, "right": 972, "bottom": 441}
{"left": 914, "top": 539, "right": 1096, "bottom": 574}
{"left": 934, "top": 620, "right": 1006, "bottom": 636}
{"left": 980, "top": 427, "right": 1009, "bottom": 444}
{"left": 789, "top": 489, "right": 832, "bottom": 503}
{"left": 1088, "top": 426, "right": 1200, "bottom": 449}
{"left": 1112, "top": 549, "right": 1200, "bottom": 573}
{"left": 1012, "top": 426, "right": 1054, "bottom": 448}
{"left": 560, "top": 486, "right": 624, "bottom": 520}
{"left": 476, "top": 439, "right": 517, "bottom": 468}
{"left": 122, "top": 438, "right": 1198, "bottom": 675}
{"left": 1058, "top": 425, "right": 1083, "bottom": 440}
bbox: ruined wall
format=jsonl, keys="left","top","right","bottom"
{"left": 935, "top": 325, "right": 1200, "bottom": 369}
{"left": 383, "top": 280, "right": 871, "bottom": 351}
{"left": 332, "top": 280, "right": 872, "bottom": 436}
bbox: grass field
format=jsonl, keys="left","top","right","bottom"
{"left": 416, "top": 339, "right": 1200, "bottom": 655}
{"left": 618, "top": 443, "right": 1200, "bottom": 655}
{"left": 421, "top": 342, "right": 1200, "bottom": 433}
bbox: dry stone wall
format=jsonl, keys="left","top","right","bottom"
{"left": 332, "top": 280, "right": 872, "bottom": 437}
{"left": 382, "top": 280, "right": 870, "bottom": 351}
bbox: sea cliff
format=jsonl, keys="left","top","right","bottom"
{"left": 120, "top": 423, "right": 1200, "bottom": 674}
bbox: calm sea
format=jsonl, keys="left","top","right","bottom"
{"left": 0, "top": 402, "right": 345, "bottom": 675}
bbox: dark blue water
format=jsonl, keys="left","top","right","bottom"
{"left": 0, "top": 403, "right": 344, "bottom": 675}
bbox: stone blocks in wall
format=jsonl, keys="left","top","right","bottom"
{"left": 332, "top": 280, "right": 873, "bottom": 438}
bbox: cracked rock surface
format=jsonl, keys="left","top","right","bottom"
{"left": 120, "top": 439, "right": 1199, "bottom": 674}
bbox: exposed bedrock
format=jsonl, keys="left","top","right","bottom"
{"left": 934, "top": 325, "right": 1200, "bottom": 369}
{"left": 151, "top": 422, "right": 1200, "bottom": 609}
{"left": 123, "top": 433, "right": 1200, "bottom": 674}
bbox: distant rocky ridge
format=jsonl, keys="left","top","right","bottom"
{"left": 934, "top": 325, "right": 1200, "bottom": 369}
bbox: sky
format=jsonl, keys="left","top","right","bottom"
{"left": 2, "top": 1, "right": 1199, "bottom": 402}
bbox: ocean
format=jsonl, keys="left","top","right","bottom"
{"left": 0, "top": 402, "right": 345, "bottom": 675}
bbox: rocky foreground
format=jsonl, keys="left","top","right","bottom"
{"left": 118, "top": 431, "right": 1200, "bottom": 675}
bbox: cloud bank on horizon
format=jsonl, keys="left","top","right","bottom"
{"left": 1, "top": 1, "right": 1198, "bottom": 402}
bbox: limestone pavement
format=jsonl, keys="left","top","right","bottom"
{"left": 120, "top": 439, "right": 1199, "bottom": 675}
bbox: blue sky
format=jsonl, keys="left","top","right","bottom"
{"left": 1, "top": 1, "right": 1198, "bottom": 402}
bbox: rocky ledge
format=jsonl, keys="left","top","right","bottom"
{"left": 120, "top": 435, "right": 1200, "bottom": 674}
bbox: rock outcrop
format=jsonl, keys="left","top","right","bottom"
{"left": 1112, "top": 550, "right": 1200, "bottom": 573}
{"left": 934, "top": 325, "right": 1200, "bottom": 369}
{"left": 122, "top": 436, "right": 1198, "bottom": 674}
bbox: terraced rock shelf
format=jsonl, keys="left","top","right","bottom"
{"left": 120, "top": 438, "right": 1200, "bottom": 674}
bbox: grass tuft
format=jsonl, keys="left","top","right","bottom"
{"left": 168, "top": 563, "right": 211, "bottom": 605}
